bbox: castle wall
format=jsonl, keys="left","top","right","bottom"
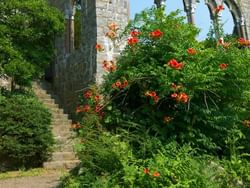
{"left": 48, "top": 0, "right": 97, "bottom": 114}
{"left": 96, "top": 0, "right": 129, "bottom": 83}
{"left": 48, "top": 0, "right": 129, "bottom": 114}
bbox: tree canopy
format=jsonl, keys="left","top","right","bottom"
{"left": 0, "top": 0, "right": 64, "bottom": 88}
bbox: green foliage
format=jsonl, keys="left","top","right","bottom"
{"left": 62, "top": 123, "right": 249, "bottom": 187}
{"left": 63, "top": 7, "right": 250, "bottom": 188}
{"left": 0, "top": 91, "right": 53, "bottom": 170}
{"left": 101, "top": 8, "right": 250, "bottom": 154}
{"left": 0, "top": 0, "right": 64, "bottom": 88}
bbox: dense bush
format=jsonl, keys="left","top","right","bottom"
{"left": 0, "top": 91, "right": 53, "bottom": 170}
{"left": 63, "top": 7, "right": 250, "bottom": 187}
{"left": 62, "top": 125, "right": 249, "bottom": 187}
{"left": 100, "top": 9, "right": 250, "bottom": 154}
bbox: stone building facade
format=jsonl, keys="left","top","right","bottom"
{"left": 47, "top": 0, "right": 129, "bottom": 113}
{"left": 48, "top": 0, "right": 249, "bottom": 114}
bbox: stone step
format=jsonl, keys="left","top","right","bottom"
{"left": 43, "top": 102, "right": 60, "bottom": 109}
{"left": 34, "top": 89, "right": 57, "bottom": 98}
{"left": 52, "top": 128, "right": 71, "bottom": 138}
{"left": 35, "top": 94, "right": 52, "bottom": 100}
{"left": 33, "top": 82, "right": 51, "bottom": 90}
{"left": 52, "top": 128, "right": 71, "bottom": 136}
{"left": 52, "top": 113, "right": 69, "bottom": 119}
{"left": 34, "top": 88, "right": 49, "bottom": 94}
{"left": 34, "top": 91, "right": 51, "bottom": 97}
{"left": 53, "top": 126, "right": 71, "bottom": 138}
{"left": 54, "top": 135, "right": 65, "bottom": 141}
{"left": 41, "top": 98, "right": 56, "bottom": 103}
{"left": 43, "top": 160, "right": 80, "bottom": 170}
{"left": 51, "top": 122, "right": 72, "bottom": 127}
{"left": 50, "top": 107, "right": 65, "bottom": 114}
{"left": 54, "top": 144, "right": 75, "bottom": 152}
{"left": 51, "top": 152, "right": 77, "bottom": 161}
{"left": 52, "top": 119, "right": 72, "bottom": 125}
{"left": 52, "top": 123, "right": 70, "bottom": 129}
{"left": 54, "top": 135, "right": 74, "bottom": 151}
{"left": 36, "top": 93, "right": 58, "bottom": 101}
{"left": 51, "top": 112, "right": 67, "bottom": 118}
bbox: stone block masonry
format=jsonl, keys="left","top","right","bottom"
{"left": 96, "top": 0, "right": 130, "bottom": 83}
{"left": 47, "top": 0, "right": 90, "bottom": 114}
{"left": 47, "top": 0, "right": 129, "bottom": 115}
{"left": 240, "top": 0, "right": 250, "bottom": 38}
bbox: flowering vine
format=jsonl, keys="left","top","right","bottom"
{"left": 167, "top": 59, "right": 184, "bottom": 70}
{"left": 171, "top": 92, "right": 189, "bottom": 103}
{"left": 214, "top": 5, "right": 224, "bottom": 14}
{"left": 112, "top": 80, "right": 129, "bottom": 89}
{"left": 145, "top": 91, "right": 159, "bottom": 103}
{"left": 187, "top": 48, "right": 197, "bottom": 55}
{"left": 238, "top": 38, "right": 250, "bottom": 47}
{"left": 128, "top": 37, "right": 139, "bottom": 46}
{"left": 102, "top": 60, "right": 116, "bottom": 72}
{"left": 75, "top": 88, "right": 104, "bottom": 119}
{"left": 149, "top": 29, "right": 163, "bottom": 39}
{"left": 95, "top": 43, "right": 104, "bottom": 52}
{"left": 220, "top": 63, "right": 228, "bottom": 70}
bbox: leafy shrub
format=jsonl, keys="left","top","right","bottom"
{"left": 62, "top": 123, "right": 249, "bottom": 187}
{"left": 0, "top": 92, "right": 53, "bottom": 170}
{"left": 100, "top": 8, "right": 250, "bottom": 154}
{"left": 65, "top": 107, "right": 249, "bottom": 187}
{"left": 0, "top": 0, "right": 64, "bottom": 88}
{"left": 64, "top": 7, "right": 250, "bottom": 188}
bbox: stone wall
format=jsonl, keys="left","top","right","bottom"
{"left": 95, "top": 0, "right": 129, "bottom": 83}
{"left": 240, "top": 0, "right": 250, "bottom": 39}
{"left": 48, "top": 0, "right": 129, "bottom": 114}
{"left": 48, "top": 0, "right": 97, "bottom": 114}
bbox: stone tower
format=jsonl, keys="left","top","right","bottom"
{"left": 47, "top": 0, "right": 129, "bottom": 113}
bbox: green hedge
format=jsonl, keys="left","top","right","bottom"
{"left": 0, "top": 92, "right": 53, "bottom": 171}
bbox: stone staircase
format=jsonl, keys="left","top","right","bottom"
{"left": 32, "top": 81, "right": 79, "bottom": 170}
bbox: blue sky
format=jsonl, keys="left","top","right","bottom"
{"left": 130, "top": 0, "right": 234, "bottom": 40}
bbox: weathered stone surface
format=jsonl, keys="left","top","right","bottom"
{"left": 240, "top": 0, "right": 250, "bottom": 38}
{"left": 46, "top": 0, "right": 129, "bottom": 114}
